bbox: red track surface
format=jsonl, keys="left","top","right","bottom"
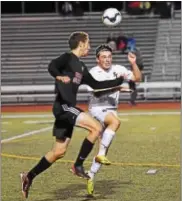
{"left": 1, "top": 102, "right": 180, "bottom": 113}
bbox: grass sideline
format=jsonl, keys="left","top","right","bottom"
{"left": 1, "top": 110, "right": 180, "bottom": 201}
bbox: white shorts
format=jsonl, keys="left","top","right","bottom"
{"left": 89, "top": 107, "right": 117, "bottom": 124}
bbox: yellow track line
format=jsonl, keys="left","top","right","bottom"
{"left": 1, "top": 153, "right": 180, "bottom": 168}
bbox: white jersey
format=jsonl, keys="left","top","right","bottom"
{"left": 88, "top": 64, "right": 133, "bottom": 109}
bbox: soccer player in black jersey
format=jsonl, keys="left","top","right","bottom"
{"left": 20, "top": 32, "right": 125, "bottom": 199}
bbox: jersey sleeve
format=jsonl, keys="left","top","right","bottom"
{"left": 48, "top": 53, "right": 69, "bottom": 78}
{"left": 86, "top": 68, "right": 101, "bottom": 91}
{"left": 89, "top": 68, "right": 106, "bottom": 81}
{"left": 82, "top": 67, "right": 124, "bottom": 89}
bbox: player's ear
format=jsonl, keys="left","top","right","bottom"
{"left": 79, "top": 41, "right": 83, "bottom": 48}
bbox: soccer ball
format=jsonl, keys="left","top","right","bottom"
{"left": 102, "top": 8, "right": 122, "bottom": 27}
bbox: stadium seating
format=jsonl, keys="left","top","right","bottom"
{"left": 1, "top": 12, "right": 181, "bottom": 104}
{"left": 150, "top": 18, "right": 181, "bottom": 81}
{"left": 1, "top": 13, "right": 158, "bottom": 85}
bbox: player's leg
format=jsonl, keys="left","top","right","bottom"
{"left": 88, "top": 108, "right": 120, "bottom": 164}
{"left": 87, "top": 136, "right": 102, "bottom": 196}
{"left": 96, "top": 111, "right": 120, "bottom": 159}
{"left": 20, "top": 119, "right": 73, "bottom": 199}
{"left": 71, "top": 112, "right": 103, "bottom": 178}
{"left": 87, "top": 110, "right": 121, "bottom": 195}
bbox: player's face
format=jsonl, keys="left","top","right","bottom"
{"left": 97, "top": 51, "right": 112, "bottom": 69}
{"left": 80, "top": 38, "right": 90, "bottom": 57}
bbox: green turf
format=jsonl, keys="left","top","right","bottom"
{"left": 1, "top": 118, "right": 53, "bottom": 139}
{"left": 1, "top": 111, "right": 180, "bottom": 201}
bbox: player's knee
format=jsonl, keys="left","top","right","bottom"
{"left": 54, "top": 148, "right": 66, "bottom": 159}
{"left": 116, "top": 118, "right": 121, "bottom": 128}
{"left": 112, "top": 118, "right": 121, "bottom": 130}
{"left": 93, "top": 123, "right": 103, "bottom": 136}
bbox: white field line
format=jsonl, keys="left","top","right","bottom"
{"left": 119, "top": 118, "right": 129, "bottom": 122}
{"left": 118, "top": 111, "right": 180, "bottom": 116}
{"left": 1, "top": 126, "right": 52, "bottom": 143}
{"left": 2, "top": 111, "right": 180, "bottom": 119}
{"left": 2, "top": 114, "right": 53, "bottom": 119}
{"left": 1, "top": 111, "right": 180, "bottom": 143}
{"left": 2, "top": 122, "right": 11, "bottom": 124}
{"left": 24, "top": 120, "right": 54, "bottom": 124}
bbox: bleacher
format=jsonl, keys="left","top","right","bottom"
{"left": 1, "top": 12, "right": 181, "bottom": 104}
{"left": 1, "top": 13, "right": 158, "bottom": 86}
{"left": 150, "top": 18, "right": 181, "bottom": 81}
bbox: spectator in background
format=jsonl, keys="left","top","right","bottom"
{"left": 127, "top": 1, "right": 141, "bottom": 11}
{"left": 73, "top": 1, "right": 84, "bottom": 17}
{"left": 127, "top": 1, "right": 144, "bottom": 15}
{"left": 116, "top": 32, "right": 128, "bottom": 53}
{"left": 126, "top": 33, "right": 136, "bottom": 53}
{"left": 61, "top": 1, "right": 73, "bottom": 16}
{"left": 139, "top": 1, "right": 152, "bottom": 14}
{"left": 106, "top": 33, "right": 117, "bottom": 51}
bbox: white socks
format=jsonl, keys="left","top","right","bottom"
{"left": 88, "top": 128, "right": 115, "bottom": 180}
{"left": 98, "top": 128, "right": 115, "bottom": 156}
{"left": 88, "top": 157, "right": 101, "bottom": 180}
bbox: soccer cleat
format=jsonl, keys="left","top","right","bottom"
{"left": 70, "top": 165, "right": 90, "bottom": 179}
{"left": 20, "top": 172, "right": 32, "bottom": 199}
{"left": 87, "top": 178, "right": 94, "bottom": 196}
{"left": 95, "top": 155, "right": 111, "bottom": 165}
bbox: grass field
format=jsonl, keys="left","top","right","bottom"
{"left": 1, "top": 110, "right": 180, "bottom": 201}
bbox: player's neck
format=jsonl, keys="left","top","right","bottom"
{"left": 71, "top": 49, "right": 81, "bottom": 58}
{"left": 98, "top": 65, "right": 111, "bottom": 72}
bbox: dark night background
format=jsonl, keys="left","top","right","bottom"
{"left": 1, "top": 1, "right": 181, "bottom": 14}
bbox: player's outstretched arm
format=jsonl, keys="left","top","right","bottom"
{"left": 128, "top": 52, "right": 142, "bottom": 82}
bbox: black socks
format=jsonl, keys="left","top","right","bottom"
{"left": 27, "top": 156, "right": 52, "bottom": 181}
{"left": 74, "top": 138, "right": 94, "bottom": 167}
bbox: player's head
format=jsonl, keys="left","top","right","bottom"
{"left": 68, "top": 32, "right": 90, "bottom": 57}
{"left": 95, "top": 44, "right": 113, "bottom": 70}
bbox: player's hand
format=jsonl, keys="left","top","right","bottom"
{"left": 128, "top": 52, "right": 136, "bottom": 65}
{"left": 56, "top": 76, "right": 71, "bottom": 83}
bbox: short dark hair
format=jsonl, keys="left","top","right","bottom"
{"left": 95, "top": 44, "right": 113, "bottom": 58}
{"left": 68, "top": 32, "right": 88, "bottom": 50}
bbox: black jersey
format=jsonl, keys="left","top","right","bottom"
{"left": 48, "top": 52, "right": 124, "bottom": 106}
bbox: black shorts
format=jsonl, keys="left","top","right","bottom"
{"left": 52, "top": 102, "right": 83, "bottom": 140}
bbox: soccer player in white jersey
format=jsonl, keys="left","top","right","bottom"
{"left": 86, "top": 44, "right": 142, "bottom": 196}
